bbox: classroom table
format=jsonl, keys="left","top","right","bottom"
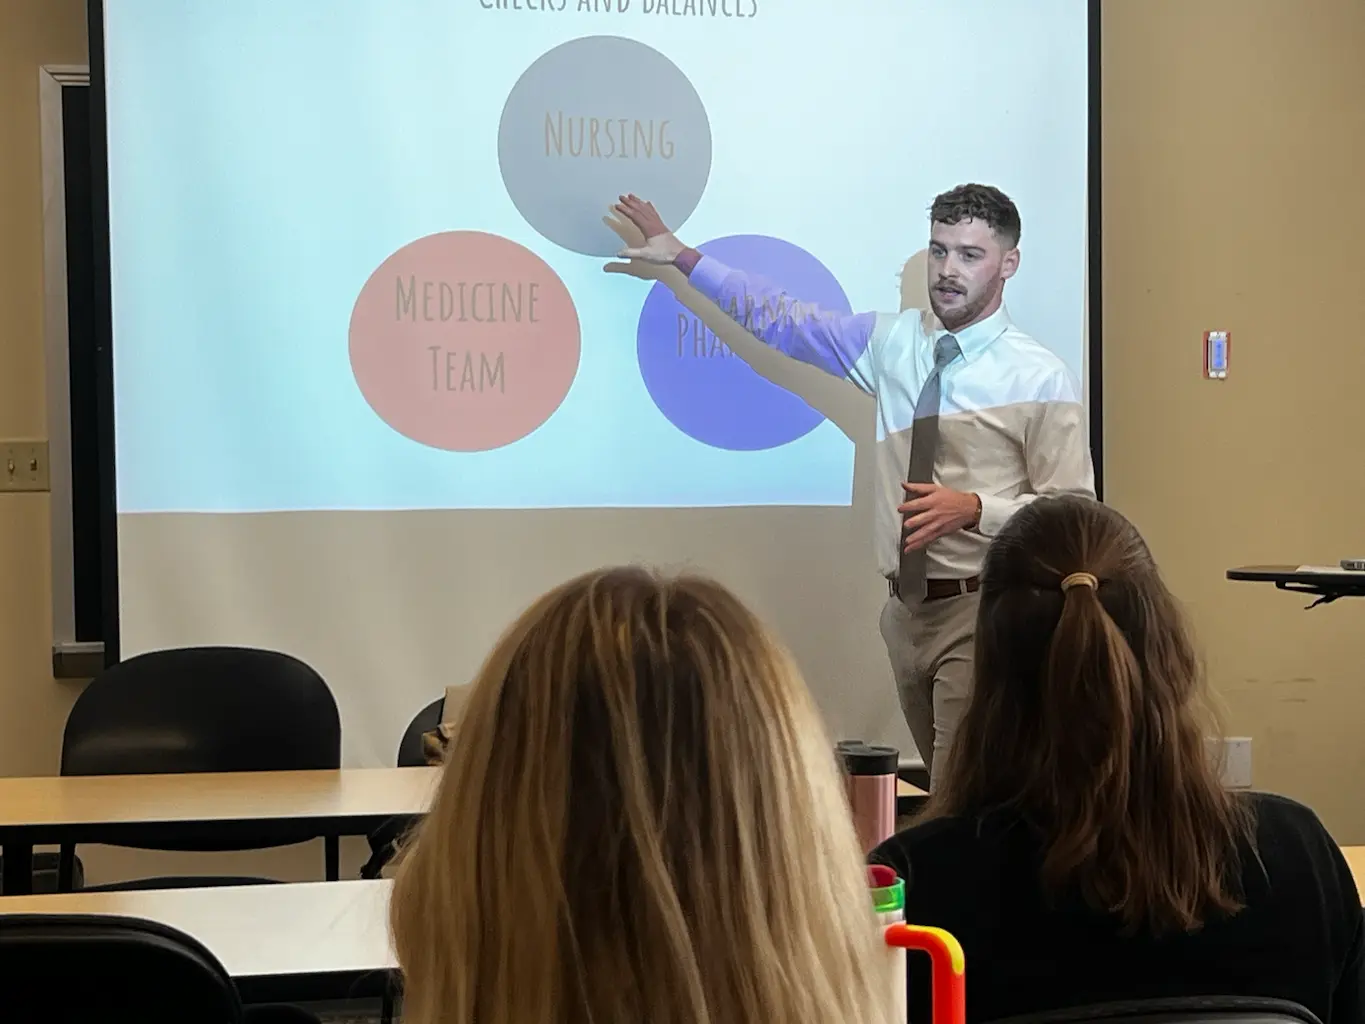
{"left": 1227, "top": 565, "right": 1365, "bottom": 607}
{"left": 0, "top": 879, "right": 394, "bottom": 1003}
{"left": 897, "top": 777, "right": 927, "bottom": 818}
{"left": 0, "top": 766, "right": 439, "bottom": 896}
{"left": 6, "top": 846, "right": 1361, "bottom": 1003}
{"left": 0, "top": 765, "right": 922, "bottom": 896}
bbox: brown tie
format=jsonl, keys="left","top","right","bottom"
{"left": 899, "top": 334, "right": 962, "bottom": 604}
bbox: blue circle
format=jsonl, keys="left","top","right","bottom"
{"left": 636, "top": 235, "right": 852, "bottom": 451}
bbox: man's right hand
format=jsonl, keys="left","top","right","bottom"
{"left": 608, "top": 194, "right": 686, "bottom": 265}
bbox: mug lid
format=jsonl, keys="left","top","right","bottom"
{"left": 839, "top": 742, "right": 899, "bottom": 775}
{"left": 870, "top": 876, "right": 905, "bottom": 913}
{"left": 867, "top": 864, "right": 898, "bottom": 887}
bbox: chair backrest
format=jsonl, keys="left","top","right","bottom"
{"left": 396, "top": 697, "right": 444, "bottom": 767}
{"left": 62, "top": 646, "right": 341, "bottom": 776}
{"left": 986, "top": 997, "right": 1323, "bottom": 1024}
{"left": 0, "top": 913, "right": 243, "bottom": 1023}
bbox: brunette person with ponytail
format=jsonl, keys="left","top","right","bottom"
{"left": 873, "top": 495, "right": 1364, "bottom": 1024}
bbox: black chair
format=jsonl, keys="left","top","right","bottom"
{"left": 0, "top": 913, "right": 321, "bottom": 1024}
{"left": 396, "top": 696, "right": 444, "bottom": 768}
{"left": 58, "top": 646, "right": 342, "bottom": 891}
{"left": 359, "top": 696, "right": 443, "bottom": 880}
{"left": 986, "top": 997, "right": 1323, "bottom": 1024}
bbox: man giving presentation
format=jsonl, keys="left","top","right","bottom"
{"left": 607, "top": 184, "right": 1095, "bottom": 786}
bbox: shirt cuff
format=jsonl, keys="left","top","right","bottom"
{"left": 684, "top": 253, "right": 731, "bottom": 300}
{"left": 975, "top": 492, "right": 1018, "bottom": 538}
{"left": 673, "top": 247, "right": 702, "bottom": 276}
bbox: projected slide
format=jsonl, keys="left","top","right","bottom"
{"left": 102, "top": 0, "right": 1089, "bottom": 513}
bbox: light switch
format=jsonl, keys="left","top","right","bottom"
{"left": 1, "top": 440, "right": 51, "bottom": 493}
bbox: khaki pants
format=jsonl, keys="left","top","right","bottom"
{"left": 878, "top": 591, "right": 979, "bottom": 790}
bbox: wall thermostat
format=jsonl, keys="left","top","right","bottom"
{"left": 1204, "top": 330, "right": 1230, "bottom": 379}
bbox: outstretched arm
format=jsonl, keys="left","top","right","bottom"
{"left": 605, "top": 194, "right": 886, "bottom": 393}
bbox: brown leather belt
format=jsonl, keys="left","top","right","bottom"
{"left": 887, "top": 576, "right": 981, "bottom": 601}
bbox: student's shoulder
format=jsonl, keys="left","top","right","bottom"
{"left": 1255, "top": 791, "right": 1332, "bottom": 835}
{"left": 889, "top": 814, "right": 976, "bottom": 847}
{"left": 1247, "top": 791, "right": 1340, "bottom": 854}
{"left": 1244, "top": 791, "right": 1358, "bottom": 892}
{"left": 870, "top": 815, "right": 981, "bottom": 876}
{"left": 1245, "top": 792, "right": 1363, "bottom": 920}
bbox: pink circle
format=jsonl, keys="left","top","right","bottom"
{"left": 349, "top": 231, "right": 581, "bottom": 452}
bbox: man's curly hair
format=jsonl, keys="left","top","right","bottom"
{"left": 930, "top": 183, "right": 1021, "bottom": 248}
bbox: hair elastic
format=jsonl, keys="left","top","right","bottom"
{"left": 1060, "top": 572, "right": 1099, "bottom": 592}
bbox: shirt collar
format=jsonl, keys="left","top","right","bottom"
{"left": 932, "top": 304, "right": 1010, "bottom": 362}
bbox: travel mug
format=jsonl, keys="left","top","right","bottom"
{"left": 870, "top": 863, "right": 908, "bottom": 1023}
{"left": 839, "top": 741, "right": 899, "bottom": 854}
{"left": 870, "top": 863, "right": 966, "bottom": 1024}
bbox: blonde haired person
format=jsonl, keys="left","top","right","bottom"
{"left": 391, "top": 567, "right": 899, "bottom": 1024}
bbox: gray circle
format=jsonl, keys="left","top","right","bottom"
{"left": 498, "top": 36, "right": 713, "bottom": 258}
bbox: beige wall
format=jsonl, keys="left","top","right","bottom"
{"left": 0, "top": 0, "right": 86, "bottom": 777}
{"left": 1102, "top": 0, "right": 1365, "bottom": 835}
{"left": 1, "top": 0, "right": 1363, "bottom": 879}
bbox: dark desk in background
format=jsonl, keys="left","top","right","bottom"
{"left": 1227, "top": 565, "right": 1365, "bottom": 607}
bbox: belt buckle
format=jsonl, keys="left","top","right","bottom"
{"left": 922, "top": 578, "right": 962, "bottom": 602}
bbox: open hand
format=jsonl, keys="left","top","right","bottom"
{"left": 900, "top": 483, "right": 980, "bottom": 552}
{"left": 601, "top": 207, "right": 664, "bottom": 281}
{"left": 603, "top": 194, "right": 686, "bottom": 274}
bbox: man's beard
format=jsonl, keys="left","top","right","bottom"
{"left": 928, "top": 287, "right": 986, "bottom": 329}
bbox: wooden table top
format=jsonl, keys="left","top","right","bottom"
{"left": 0, "top": 879, "right": 396, "bottom": 979}
{"left": 0, "top": 766, "right": 440, "bottom": 829}
{"left": 0, "top": 765, "right": 917, "bottom": 830}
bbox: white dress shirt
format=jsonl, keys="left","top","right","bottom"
{"left": 687, "top": 255, "right": 1096, "bottom": 580}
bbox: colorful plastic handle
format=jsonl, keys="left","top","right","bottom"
{"left": 884, "top": 922, "right": 966, "bottom": 1024}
